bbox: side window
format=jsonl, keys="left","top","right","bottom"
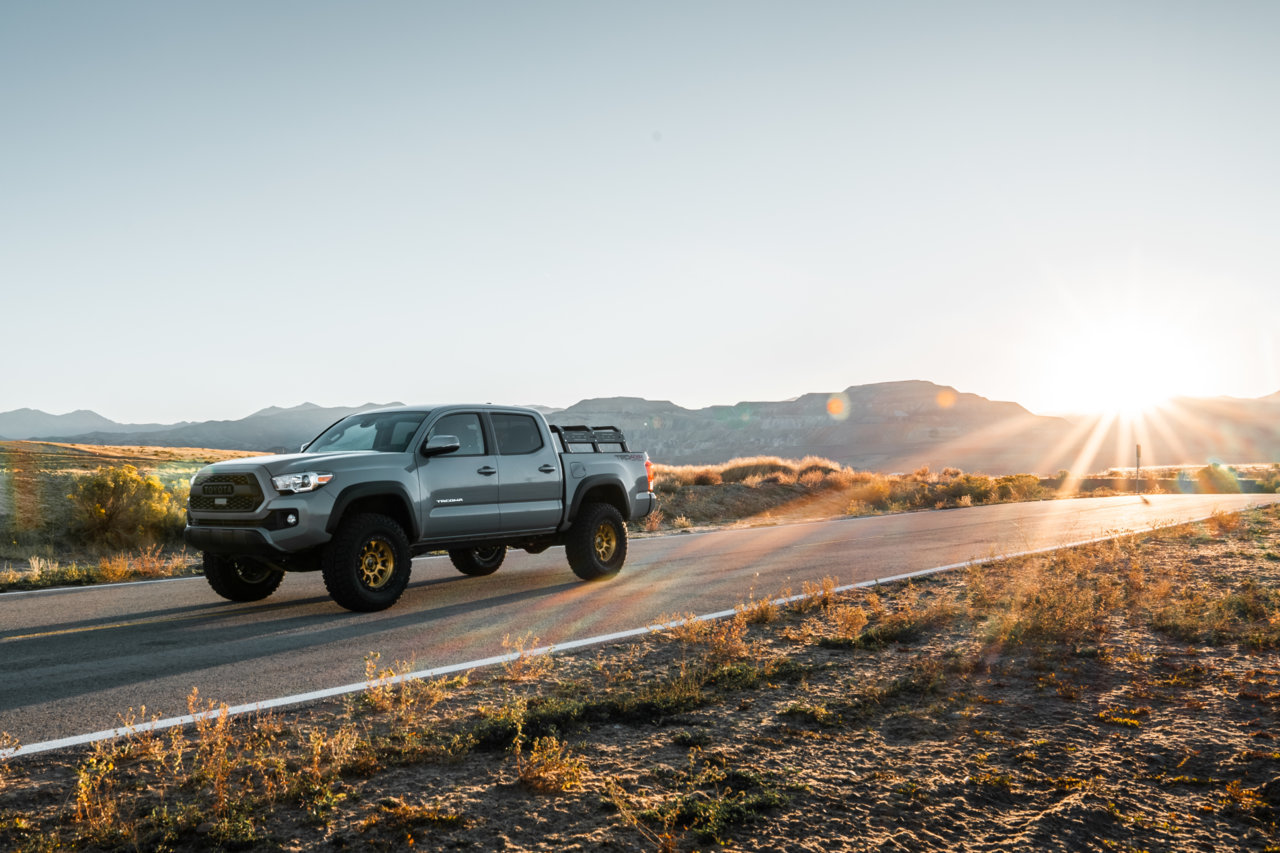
{"left": 492, "top": 414, "right": 544, "bottom": 455}
{"left": 428, "top": 413, "right": 486, "bottom": 456}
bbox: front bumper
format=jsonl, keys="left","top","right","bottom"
{"left": 185, "top": 490, "right": 336, "bottom": 556}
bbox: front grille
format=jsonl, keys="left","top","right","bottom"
{"left": 189, "top": 472, "right": 264, "bottom": 512}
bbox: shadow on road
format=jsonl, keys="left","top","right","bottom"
{"left": 0, "top": 573, "right": 583, "bottom": 712}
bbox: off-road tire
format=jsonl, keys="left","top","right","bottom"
{"left": 203, "top": 553, "right": 284, "bottom": 602}
{"left": 565, "top": 502, "right": 627, "bottom": 580}
{"left": 321, "top": 513, "right": 412, "bottom": 612}
{"left": 449, "top": 546, "right": 506, "bottom": 576}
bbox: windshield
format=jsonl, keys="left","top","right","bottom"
{"left": 305, "top": 411, "right": 429, "bottom": 454}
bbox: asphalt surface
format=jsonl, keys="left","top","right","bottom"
{"left": 2, "top": 492, "right": 1277, "bottom": 749}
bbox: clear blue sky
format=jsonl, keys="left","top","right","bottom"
{"left": 4, "top": 1, "right": 1278, "bottom": 423}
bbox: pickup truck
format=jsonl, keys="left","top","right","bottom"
{"left": 184, "top": 405, "right": 657, "bottom": 612}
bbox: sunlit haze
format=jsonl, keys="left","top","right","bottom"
{"left": 3, "top": 2, "right": 1278, "bottom": 424}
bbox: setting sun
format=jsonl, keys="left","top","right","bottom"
{"left": 1036, "top": 331, "right": 1222, "bottom": 419}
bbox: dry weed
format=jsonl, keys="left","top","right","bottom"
{"left": 73, "top": 744, "right": 122, "bottom": 839}
{"left": 0, "top": 731, "right": 20, "bottom": 791}
{"left": 1208, "top": 509, "right": 1241, "bottom": 536}
{"left": 502, "top": 632, "right": 554, "bottom": 681}
{"left": 706, "top": 614, "right": 752, "bottom": 665}
{"left": 829, "top": 604, "right": 869, "bottom": 639}
{"left": 738, "top": 593, "right": 779, "bottom": 624}
{"left": 969, "top": 548, "right": 1119, "bottom": 647}
{"left": 188, "top": 688, "right": 235, "bottom": 817}
{"left": 605, "top": 779, "right": 682, "bottom": 852}
{"left": 657, "top": 612, "right": 709, "bottom": 644}
{"left": 514, "top": 734, "right": 587, "bottom": 793}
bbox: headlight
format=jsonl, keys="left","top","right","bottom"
{"left": 272, "top": 472, "right": 334, "bottom": 494}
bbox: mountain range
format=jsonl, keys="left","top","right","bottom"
{"left": 2, "top": 381, "right": 1278, "bottom": 476}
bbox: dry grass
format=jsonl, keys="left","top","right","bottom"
{"left": 501, "top": 633, "right": 555, "bottom": 681}
{"left": 1, "top": 506, "right": 1278, "bottom": 851}
{"left": 1, "top": 441, "right": 257, "bottom": 586}
{"left": 0, "top": 546, "right": 198, "bottom": 592}
{"left": 649, "top": 457, "right": 1062, "bottom": 533}
{"left": 513, "top": 733, "right": 587, "bottom": 793}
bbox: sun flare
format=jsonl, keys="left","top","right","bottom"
{"left": 1039, "top": 334, "right": 1204, "bottom": 419}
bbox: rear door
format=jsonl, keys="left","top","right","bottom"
{"left": 416, "top": 411, "right": 501, "bottom": 539}
{"left": 491, "top": 412, "right": 563, "bottom": 533}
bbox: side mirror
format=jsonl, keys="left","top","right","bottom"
{"left": 421, "top": 434, "right": 461, "bottom": 457}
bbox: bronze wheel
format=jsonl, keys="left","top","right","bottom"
{"left": 321, "top": 513, "right": 412, "bottom": 612}
{"left": 593, "top": 522, "right": 618, "bottom": 563}
{"left": 566, "top": 502, "right": 627, "bottom": 581}
{"left": 358, "top": 537, "right": 396, "bottom": 589}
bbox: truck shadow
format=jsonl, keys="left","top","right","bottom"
{"left": 0, "top": 576, "right": 584, "bottom": 713}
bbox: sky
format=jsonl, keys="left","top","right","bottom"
{"left": 3, "top": 1, "right": 1278, "bottom": 424}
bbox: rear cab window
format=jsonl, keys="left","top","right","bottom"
{"left": 491, "top": 413, "right": 544, "bottom": 455}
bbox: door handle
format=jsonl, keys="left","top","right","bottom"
{"left": 538, "top": 464, "right": 557, "bottom": 473}
{"left": 477, "top": 466, "right": 497, "bottom": 476}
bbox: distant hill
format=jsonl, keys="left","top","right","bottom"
{"left": 0, "top": 408, "right": 182, "bottom": 441}
{"left": 5, "top": 382, "right": 1278, "bottom": 474}
{"left": 554, "top": 381, "right": 1077, "bottom": 473}
{"left": 24, "top": 403, "right": 399, "bottom": 453}
{"left": 554, "top": 384, "right": 1280, "bottom": 474}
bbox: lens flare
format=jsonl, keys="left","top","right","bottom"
{"left": 827, "top": 393, "right": 850, "bottom": 421}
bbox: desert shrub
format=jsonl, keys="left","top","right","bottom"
{"left": 888, "top": 478, "right": 930, "bottom": 508}
{"left": 942, "top": 474, "right": 995, "bottom": 505}
{"left": 797, "top": 470, "right": 825, "bottom": 488}
{"left": 796, "top": 457, "right": 840, "bottom": 478}
{"left": 1195, "top": 464, "right": 1241, "bottom": 494}
{"left": 653, "top": 470, "right": 685, "bottom": 493}
{"left": 67, "top": 465, "right": 183, "bottom": 548}
{"left": 995, "top": 473, "right": 1045, "bottom": 502}
{"left": 1258, "top": 465, "right": 1280, "bottom": 494}
{"left": 820, "top": 467, "right": 857, "bottom": 489}
{"left": 849, "top": 477, "right": 892, "bottom": 510}
{"left": 718, "top": 457, "right": 796, "bottom": 483}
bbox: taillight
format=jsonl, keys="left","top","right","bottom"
{"left": 645, "top": 457, "right": 654, "bottom": 492}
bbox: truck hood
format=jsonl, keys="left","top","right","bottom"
{"left": 195, "top": 451, "right": 397, "bottom": 479}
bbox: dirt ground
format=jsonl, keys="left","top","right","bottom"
{"left": 2, "top": 507, "right": 1278, "bottom": 852}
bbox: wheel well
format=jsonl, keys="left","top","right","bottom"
{"left": 577, "top": 484, "right": 627, "bottom": 518}
{"left": 332, "top": 495, "right": 415, "bottom": 539}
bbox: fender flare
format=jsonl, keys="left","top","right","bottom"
{"left": 565, "top": 475, "right": 629, "bottom": 525}
{"left": 325, "top": 482, "right": 420, "bottom": 541}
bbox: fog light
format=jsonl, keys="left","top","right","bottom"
{"left": 286, "top": 513, "right": 298, "bottom": 526}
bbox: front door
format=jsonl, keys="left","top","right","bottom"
{"left": 417, "top": 411, "right": 501, "bottom": 540}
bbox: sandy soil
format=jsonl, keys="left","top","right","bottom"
{"left": 1, "top": 507, "right": 1278, "bottom": 852}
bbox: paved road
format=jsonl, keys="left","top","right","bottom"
{"left": 2, "top": 492, "right": 1276, "bottom": 749}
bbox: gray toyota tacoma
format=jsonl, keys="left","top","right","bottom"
{"left": 184, "top": 405, "right": 657, "bottom": 612}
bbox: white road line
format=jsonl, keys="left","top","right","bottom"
{"left": 3, "top": 518, "right": 1192, "bottom": 761}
